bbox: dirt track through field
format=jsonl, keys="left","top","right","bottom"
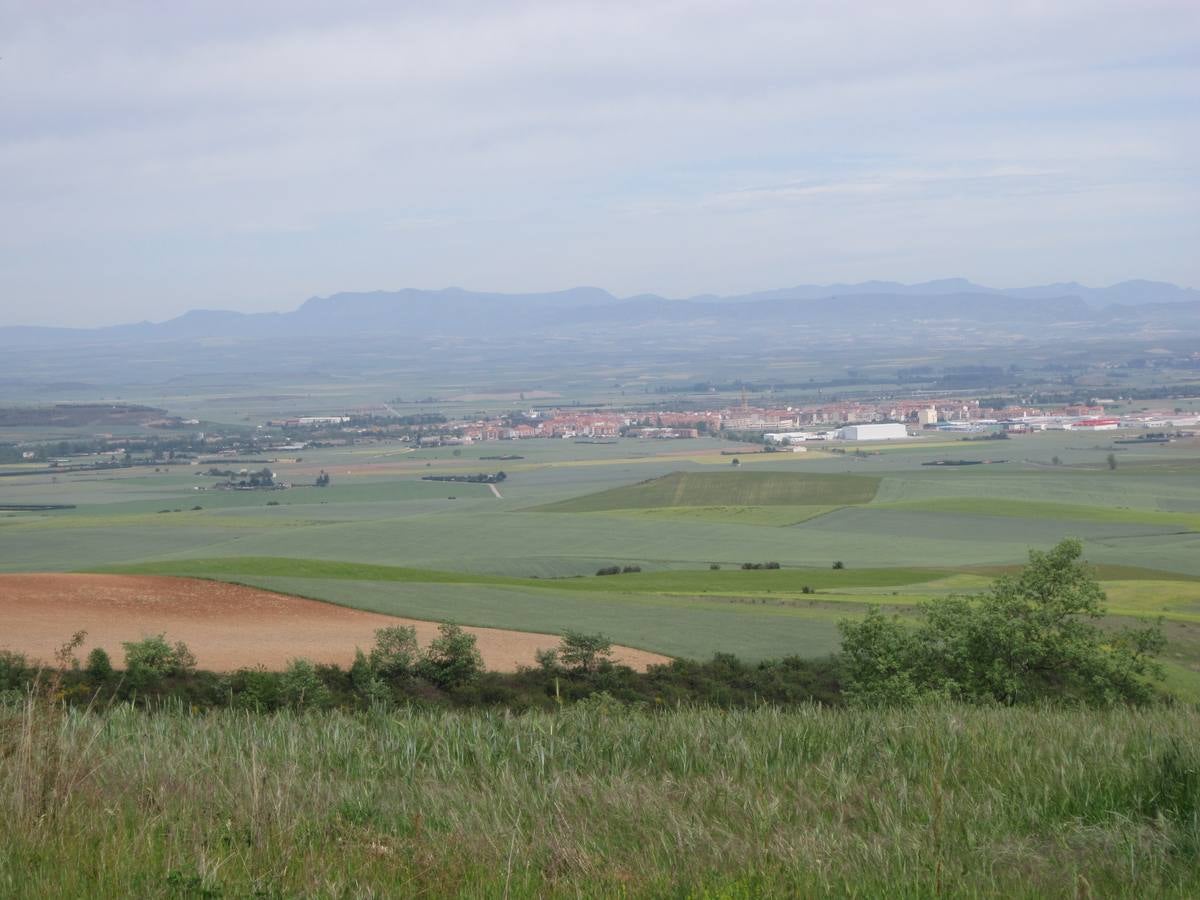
{"left": 0, "top": 574, "right": 669, "bottom": 672}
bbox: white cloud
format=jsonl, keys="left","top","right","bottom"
{"left": 0, "top": 0, "right": 1197, "bottom": 324}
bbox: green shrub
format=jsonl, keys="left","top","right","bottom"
{"left": 838, "top": 539, "right": 1165, "bottom": 706}
{"left": 122, "top": 635, "right": 197, "bottom": 690}
{"left": 558, "top": 631, "right": 614, "bottom": 675}
{"left": 420, "top": 624, "right": 484, "bottom": 688}
{"left": 84, "top": 647, "right": 114, "bottom": 682}
{"left": 368, "top": 626, "right": 419, "bottom": 678}
{"left": 349, "top": 649, "right": 391, "bottom": 707}
{"left": 279, "top": 659, "right": 332, "bottom": 709}
{"left": 228, "top": 667, "right": 282, "bottom": 711}
{"left": 0, "top": 650, "right": 30, "bottom": 691}
{"left": 534, "top": 647, "right": 561, "bottom": 674}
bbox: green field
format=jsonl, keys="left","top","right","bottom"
{"left": 533, "top": 469, "right": 880, "bottom": 512}
{"left": 5, "top": 432, "right": 1200, "bottom": 694}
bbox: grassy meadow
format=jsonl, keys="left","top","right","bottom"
{"left": 3, "top": 698, "right": 1198, "bottom": 898}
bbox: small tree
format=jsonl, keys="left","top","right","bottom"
{"left": 368, "top": 625, "right": 419, "bottom": 678}
{"left": 122, "top": 635, "right": 197, "bottom": 690}
{"left": 558, "top": 631, "right": 614, "bottom": 674}
{"left": 832, "top": 560, "right": 845, "bottom": 570}
{"left": 419, "top": 624, "right": 483, "bottom": 688}
{"left": 838, "top": 539, "right": 1165, "bottom": 706}
{"left": 84, "top": 647, "right": 114, "bottom": 682}
{"left": 534, "top": 646, "right": 561, "bottom": 674}
{"left": 350, "top": 650, "right": 392, "bottom": 707}
{"left": 1107, "top": 452, "right": 1118, "bottom": 470}
{"left": 0, "top": 650, "right": 30, "bottom": 691}
{"left": 230, "top": 666, "right": 282, "bottom": 711}
{"left": 279, "top": 658, "right": 331, "bottom": 709}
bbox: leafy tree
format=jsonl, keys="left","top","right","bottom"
{"left": 122, "top": 635, "right": 197, "bottom": 690}
{"left": 279, "top": 658, "right": 332, "bottom": 709}
{"left": 838, "top": 539, "right": 1165, "bottom": 706}
{"left": 1107, "top": 452, "right": 1118, "bottom": 470}
{"left": 534, "top": 646, "right": 561, "bottom": 674}
{"left": 0, "top": 650, "right": 30, "bottom": 691}
{"left": 832, "top": 560, "right": 845, "bottom": 570}
{"left": 368, "top": 625, "right": 419, "bottom": 678}
{"left": 557, "top": 631, "right": 614, "bottom": 674}
{"left": 84, "top": 647, "right": 114, "bottom": 682}
{"left": 419, "top": 624, "right": 484, "bottom": 688}
{"left": 229, "top": 666, "right": 282, "bottom": 711}
{"left": 247, "top": 467, "right": 275, "bottom": 487}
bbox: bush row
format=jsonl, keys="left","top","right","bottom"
{"left": 0, "top": 629, "right": 842, "bottom": 712}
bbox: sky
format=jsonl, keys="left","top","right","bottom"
{"left": 1, "top": 1, "right": 1198, "bottom": 327}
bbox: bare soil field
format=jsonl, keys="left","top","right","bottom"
{"left": 0, "top": 573, "right": 669, "bottom": 672}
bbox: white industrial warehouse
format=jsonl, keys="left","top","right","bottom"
{"left": 836, "top": 423, "right": 909, "bottom": 441}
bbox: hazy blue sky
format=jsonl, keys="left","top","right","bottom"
{"left": 2, "top": 1, "right": 1198, "bottom": 326}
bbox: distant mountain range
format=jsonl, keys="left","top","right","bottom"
{"left": 1, "top": 279, "right": 1197, "bottom": 345}
{"left": 695, "top": 278, "right": 1199, "bottom": 307}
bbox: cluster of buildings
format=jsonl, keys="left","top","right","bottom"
{"left": 764, "top": 423, "right": 910, "bottom": 444}
{"left": 270, "top": 398, "right": 1200, "bottom": 450}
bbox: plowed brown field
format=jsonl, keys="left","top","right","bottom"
{"left": 0, "top": 573, "right": 669, "bottom": 672}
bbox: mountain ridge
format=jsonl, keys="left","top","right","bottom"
{"left": 1, "top": 279, "right": 1196, "bottom": 343}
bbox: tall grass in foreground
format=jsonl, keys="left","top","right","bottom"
{"left": 1, "top": 698, "right": 1198, "bottom": 898}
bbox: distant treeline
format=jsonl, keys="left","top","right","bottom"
{"left": 421, "top": 471, "right": 507, "bottom": 484}
{"left": 0, "top": 504, "right": 76, "bottom": 511}
{"left": 1032, "top": 384, "right": 1200, "bottom": 404}
{"left": 0, "top": 403, "right": 166, "bottom": 427}
{"left": 0, "top": 643, "right": 841, "bottom": 713}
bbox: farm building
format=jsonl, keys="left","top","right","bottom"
{"left": 837, "top": 423, "right": 908, "bottom": 441}
{"left": 1068, "top": 418, "right": 1120, "bottom": 431}
{"left": 763, "top": 432, "right": 814, "bottom": 444}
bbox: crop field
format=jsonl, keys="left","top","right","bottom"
{"left": 533, "top": 470, "right": 880, "bottom": 511}
{"left": 4, "top": 431, "right": 1200, "bottom": 694}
